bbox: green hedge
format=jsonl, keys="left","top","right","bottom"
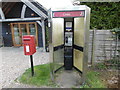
{"left": 81, "top": 2, "right": 120, "bottom": 29}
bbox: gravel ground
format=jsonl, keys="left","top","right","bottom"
{"left": 0, "top": 47, "right": 49, "bottom": 88}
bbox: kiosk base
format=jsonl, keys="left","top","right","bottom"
{"left": 54, "top": 65, "right": 82, "bottom": 74}
{"left": 55, "top": 69, "right": 82, "bottom": 88}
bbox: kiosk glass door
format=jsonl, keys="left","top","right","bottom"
{"left": 52, "top": 18, "right": 64, "bottom": 72}
{"left": 74, "top": 18, "right": 85, "bottom": 72}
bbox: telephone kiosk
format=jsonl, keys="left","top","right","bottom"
{"left": 48, "top": 5, "right": 91, "bottom": 83}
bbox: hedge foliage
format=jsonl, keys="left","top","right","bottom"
{"left": 81, "top": 2, "right": 120, "bottom": 29}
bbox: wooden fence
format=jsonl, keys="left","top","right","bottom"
{"left": 88, "top": 30, "right": 120, "bottom": 64}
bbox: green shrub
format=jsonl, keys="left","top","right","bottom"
{"left": 81, "top": 2, "right": 120, "bottom": 29}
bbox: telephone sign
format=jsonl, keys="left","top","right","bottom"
{"left": 53, "top": 11, "right": 85, "bottom": 18}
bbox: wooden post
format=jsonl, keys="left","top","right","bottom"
{"left": 91, "top": 29, "right": 96, "bottom": 65}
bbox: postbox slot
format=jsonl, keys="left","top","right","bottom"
{"left": 23, "top": 38, "right": 30, "bottom": 41}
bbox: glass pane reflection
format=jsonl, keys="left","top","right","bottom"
{"left": 21, "top": 24, "right": 27, "bottom": 35}
{"left": 13, "top": 24, "right": 20, "bottom": 44}
{"left": 29, "top": 24, "right": 36, "bottom": 35}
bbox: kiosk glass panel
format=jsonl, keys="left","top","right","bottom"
{"left": 53, "top": 18, "right": 64, "bottom": 47}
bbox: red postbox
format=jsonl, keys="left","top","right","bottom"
{"left": 22, "top": 35, "right": 36, "bottom": 55}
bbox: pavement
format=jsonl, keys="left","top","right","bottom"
{"left": 0, "top": 47, "right": 49, "bottom": 88}
{"left": 55, "top": 69, "right": 82, "bottom": 88}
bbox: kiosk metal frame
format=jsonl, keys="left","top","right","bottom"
{"left": 48, "top": 5, "right": 91, "bottom": 83}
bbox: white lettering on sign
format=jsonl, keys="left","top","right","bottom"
{"left": 63, "top": 13, "right": 70, "bottom": 16}
{"left": 26, "top": 45, "right": 30, "bottom": 52}
{"left": 80, "top": 12, "right": 84, "bottom": 16}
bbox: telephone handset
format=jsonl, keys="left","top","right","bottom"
{"left": 65, "top": 37, "right": 68, "bottom": 43}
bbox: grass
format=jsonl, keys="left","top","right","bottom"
{"left": 18, "top": 63, "right": 106, "bottom": 88}
{"left": 80, "top": 71, "right": 106, "bottom": 88}
{"left": 95, "top": 62, "right": 107, "bottom": 70}
{"left": 18, "top": 64, "right": 56, "bottom": 87}
{"left": 80, "top": 61, "right": 119, "bottom": 88}
{"left": 93, "top": 59, "right": 119, "bottom": 70}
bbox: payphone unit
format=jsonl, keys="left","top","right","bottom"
{"left": 64, "top": 18, "right": 73, "bottom": 70}
{"left": 48, "top": 5, "right": 91, "bottom": 83}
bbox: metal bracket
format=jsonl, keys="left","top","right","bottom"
{"left": 21, "top": 4, "right": 27, "bottom": 18}
{"left": 21, "top": 0, "right": 48, "bottom": 18}
{"left": 0, "top": 7, "right": 5, "bottom": 19}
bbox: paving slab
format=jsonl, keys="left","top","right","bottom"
{"left": 55, "top": 69, "right": 81, "bottom": 88}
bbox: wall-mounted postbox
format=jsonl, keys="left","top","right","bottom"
{"left": 22, "top": 35, "right": 36, "bottom": 55}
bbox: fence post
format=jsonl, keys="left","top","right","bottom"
{"left": 91, "top": 29, "right": 96, "bottom": 65}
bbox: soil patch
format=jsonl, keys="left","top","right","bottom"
{"left": 95, "top": 69, "right": 119, "bottom": 88}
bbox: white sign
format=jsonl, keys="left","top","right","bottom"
{"left": 26, "top": 45, "right": 30, "bottom": 52}
{"left": 66, "top": 22, "right": 72, "bottom": 27}
{"left": 48, "top": 22, "right": 51, "bottom": 27}
{"left": 68, "top": 37, "right": 72, "bottom": 42}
